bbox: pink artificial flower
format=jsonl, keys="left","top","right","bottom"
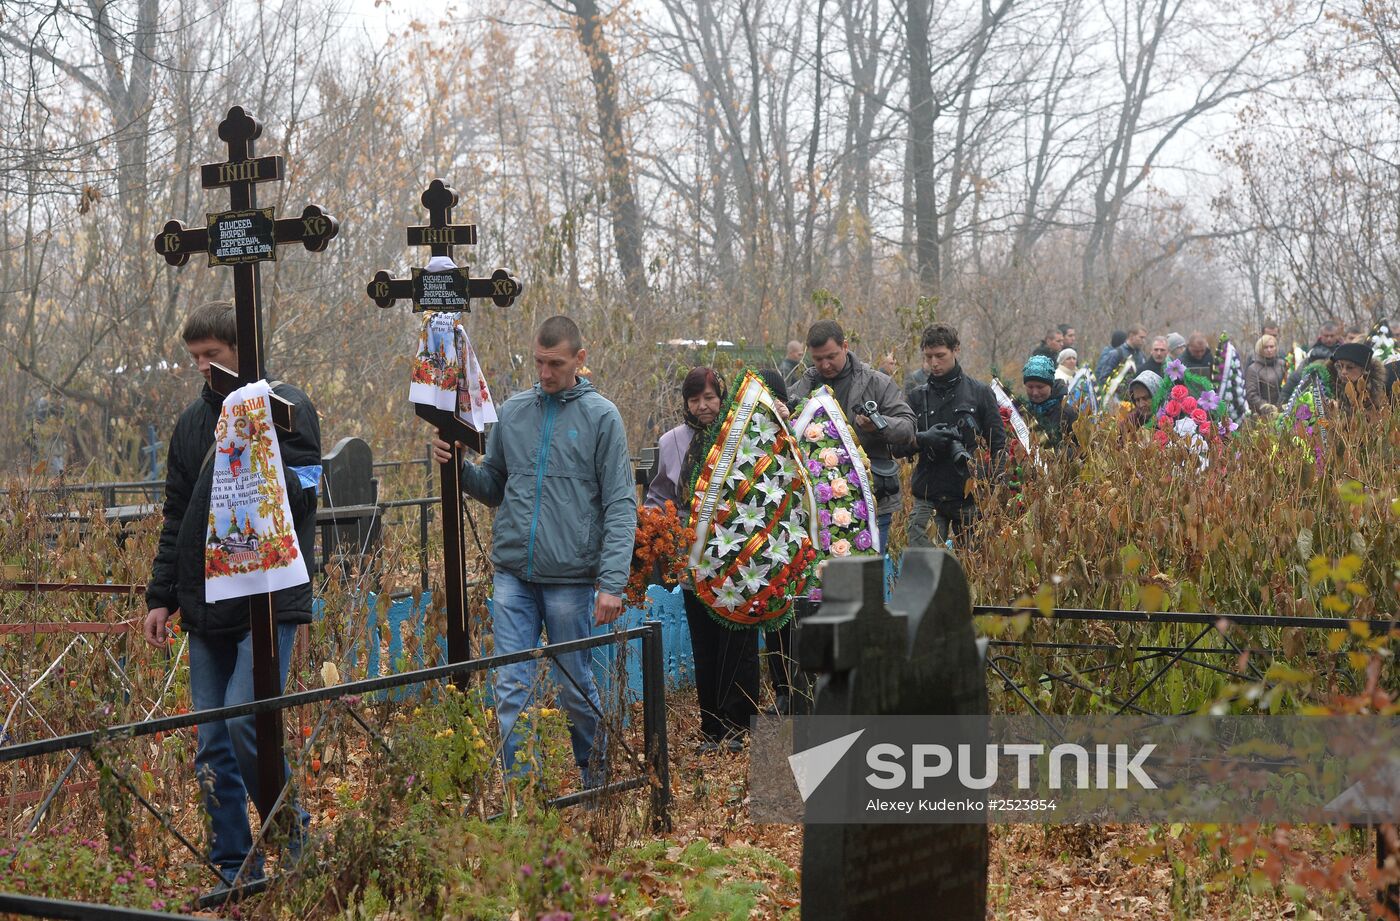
{"left": 804, "top": 424, "right": 825, "bottom": 442}
{"left": 1164, "top": 400, "right": 1182, "bottom": 417}
{"left": 830, "top": 479, "right": 850, "bottom": 499}
{"left": 1157, "top": 415, "right": 1173, "bottom": 431}
{"left": 1170, "top": 385, "right": 1189, "bottom": 401}
{"left": 1190, "top": 408, "right": 1208, "bottom": 425}
{"left": 1199, "top": 421, "right": 1212, "bottom": 435}
{"left": 1153, "top": 430, "right": 1169, "bottom": 446}
{"left": 1181, "top": 396, "right": 1198, "bottom": 412}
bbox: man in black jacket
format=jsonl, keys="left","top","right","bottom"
{"left": 1031, "top": 325, "right": 1064, "bottom": 362}
{"left": 1282, "top": 321, "right": 1343, "bottom": 400}
{"left": 895, "top": 323, "right": 1006, "bottom": 548}
{"left": 142, "top": 301, "right": 320, "bottom": 884}
{"left": 1140, "top": 336, "right": 1170, "bottom": 378}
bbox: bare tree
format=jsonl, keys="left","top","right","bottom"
{"left": 549, "top": 0, "right": 648, "bottom": 300}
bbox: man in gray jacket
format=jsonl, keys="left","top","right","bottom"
{"left": 788, "top": 319, "right": 916, "bottom": 551}
{"left": 432, "top": 315, "right": 636, "bottom": 787}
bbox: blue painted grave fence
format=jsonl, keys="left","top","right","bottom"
{"left": 325, "top": 584, "right": 696, "bottom": 703}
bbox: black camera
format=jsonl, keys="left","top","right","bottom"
{"left": 862, "top": 399, "right": 888, "bottom": 431}
{"left": 916, "top": 416, "right": 975, "bottom": 472}
{"left": 948, "top": 438, "right": 973, "bottom": 473}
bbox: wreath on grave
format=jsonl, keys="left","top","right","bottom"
{"left": 1151, "top": 359, "right": 1234, "bottom": 454}
{"left": 790, "top": 385, "right": 881, "bottom": 600}
{"left": 1276, "top": 360, "right": 1334, "bottom": 470}
{"left": 1096, "top": 354, "right": 1136, "bottom": 407}
{"left": 1279, "top": 361, "right": 1333, "bottom": 431}
{"left": 685, "top": 371, "right": 818, "bottom": 628}
{"left": 1213, "top": 334, "right": 1249, "bottom": 422}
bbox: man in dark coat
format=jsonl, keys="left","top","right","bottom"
{"left": 1031, "top": 325, "right": 1064, "bottom": 362}
{"left": 143, "top": 301, "right": 320, "bottom": 884}
{"left": 1282, "top": 321, "right": 1343, "bottom": 400}
{"left": 1181, "top": 332, "right": 1214, "bottom": 374}
{"left": 1140, "top": 336, "right": 1170, "bottom": 378}
{"left": 895, "top": 323, "right": 1006, "bottom": 548}
{"left": 1095, "top": 325, "right": 1147, "bottom": 379}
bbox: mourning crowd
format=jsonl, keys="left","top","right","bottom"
{"left": 147, "top": 301, "right": 1398, "bottom": 881}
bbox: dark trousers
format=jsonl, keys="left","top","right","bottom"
{"left": 683, "top": 589, "right": 760, "bottom": 741}
{"left": 907, "top": 497, "right": 977, "bottom": 548}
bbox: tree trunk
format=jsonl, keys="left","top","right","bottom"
{"left": 568, "top": 0, "right": 648, "bottom": 300}
{"left": 905, "top": 0, "right": 939, "bottom": 293}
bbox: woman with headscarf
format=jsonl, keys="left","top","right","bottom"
{"left": 1054, "top": 348, "right": 1078, "bottom": 385}
{"left": 1244, "top": 333, "right": 1285, "bottom": 415}
{"left": 644, "top": 367, "right": 759, "bottom": 754}
{"left": 1123, "top": 369, "right": 1163, "bottom": 432}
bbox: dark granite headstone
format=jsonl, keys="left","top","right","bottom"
{"left": 797, "top": 549, "right": 988, "bottom": 919}
{"left": 318, "top": 437, "right": 380, "bottom": 570}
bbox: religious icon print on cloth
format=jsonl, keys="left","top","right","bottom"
{"left": 686, "top": 370, "right": 819, "bottom": 629}
{"left": 455, "top": 324, "right": 498, "bottom": 432}
{"left": 789, "top": 385, "right": 881, "bottom": 600}
{"left": 205, "top": 380, "right": 309, "bottom": 601}
{"left": 409, "top": 312, "right": 461, "bottom": 411}
{"left": 1066, "top": 367, "right": 1098, "bottom": 415}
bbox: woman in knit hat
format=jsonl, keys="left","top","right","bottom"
{"left": 1329, "top": 342, "right": 1387, "bottom": 415}
{"left": 1055, "top": 348, "right": 1078, "bottom": 385}
{"left": 1019, "top": 354, "right": 1079, "bottom": 455}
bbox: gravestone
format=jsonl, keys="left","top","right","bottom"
{"left": 151, "top": 105, "right": 339, "bottom": 820}
{"left": 797, "top": 549, "right": 988, "bottom": 918}
{"left": 365, "top": 179, "right": 521, "bottom": 681}
{"left": 318, "top": 437, "right": 380, "bottom": 572}
{"left": 633, "top": 445, "right": 659, "bottom": 493}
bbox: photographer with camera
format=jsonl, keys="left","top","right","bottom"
{"left": 788, "top": 319, "right": 916, "bottom": 551}
{"left": 895, "top": 323, "right": 1005, "bottom": 549}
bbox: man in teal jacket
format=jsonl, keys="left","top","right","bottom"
{"left": 432, "top": 315, "right": 636, "bottom": 787}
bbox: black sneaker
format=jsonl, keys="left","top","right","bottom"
{"left": 723, "top": 736, "right": 745, "bottom": 754}
{"left": 696, "top": 739, "right": 721, "bottom": 755}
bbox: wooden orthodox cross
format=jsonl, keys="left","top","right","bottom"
{"left": 152, "top": 105, "right": 339, "bottom": 822}
{"left": 366, "top": 179, "right": 521, "bottom": 684}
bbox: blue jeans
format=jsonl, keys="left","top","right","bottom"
{"left": 876, "top": 508, "right": 893, "bottom": 556}
{"left": 491, "top": 571, "right": 603, "bottom": 784}
{"left": 187, "top": 622, "right": 307, "bottom": 879}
